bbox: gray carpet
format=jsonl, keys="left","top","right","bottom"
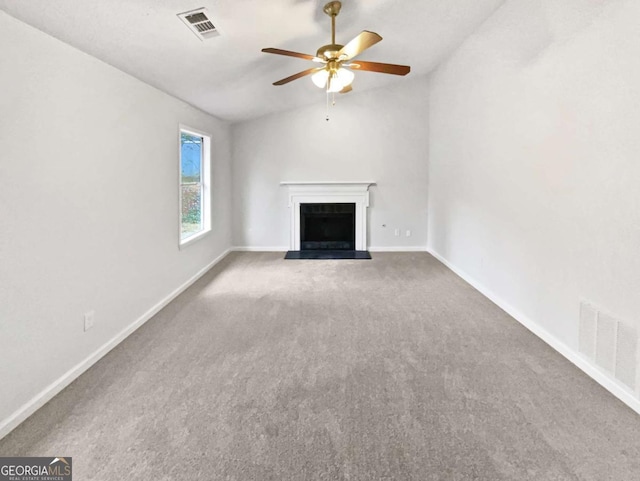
{"left": 1, "top": 252, "right": 639, "bottom": 480}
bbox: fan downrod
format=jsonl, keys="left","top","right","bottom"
{"left": 318, "top": 1, "right": 343, "bottom": 59}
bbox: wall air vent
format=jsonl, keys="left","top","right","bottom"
{"left": 579, "top": 300, "right": 639, "bottom": 393}
{"left": 178, "top": 8, "right": 220, "bottom": 40}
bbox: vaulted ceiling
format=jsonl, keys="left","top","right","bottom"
{"left": 0, "top": 0, "right": 505, "bottom": 122}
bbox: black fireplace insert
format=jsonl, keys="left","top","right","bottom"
{"left": 300, "top": 203, "right": 355, "bottom": 250}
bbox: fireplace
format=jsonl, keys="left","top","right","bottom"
{"left": 301, "top": 203, "right": 355, "bottom": 250}
{"left": 280, "top": 181, "right": 375, "bottom": 251}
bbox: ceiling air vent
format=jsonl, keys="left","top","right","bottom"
{"left": 178, "top": 8, "right": 220, "bottom": 40}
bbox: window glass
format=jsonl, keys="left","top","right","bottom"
{"left": 180, "top": 131, "right": 206, "bottom": 241}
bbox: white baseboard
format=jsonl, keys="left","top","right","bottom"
{"left": 233, "top": 246, "right": 288, "bottom": 252}
{"left": 233, "top": 246, "right": 428, "bottom": 253}
{"left": 0, "top": 248, "right": 233, "bottom": 441}
{"left": 427, "top": 248, "right": 640, "bottom": 416}
{"left": 368, "top": 246, "right": 428, "bottom": 252}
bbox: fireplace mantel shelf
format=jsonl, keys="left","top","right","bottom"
{"left": 281, "top": 181, "right": 374, "bottom": 251}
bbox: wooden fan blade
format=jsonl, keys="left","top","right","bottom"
{"left": 338, "top": 31, "right": 383, "bottom": 60}
{"left": 262, "top": 48, "right": 317, "bottom": 61}
{"left": 273, "top": 68, "right": 322, "bottom": 86}
{"left": 339, "top": 85, "right": 353, "bottom": 94}
{"left": 349, "top": 60, "right": 410, "bottom": 76}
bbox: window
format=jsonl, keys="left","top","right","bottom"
{"left": 179, "top": 126, "right": 211, "bottom": 246}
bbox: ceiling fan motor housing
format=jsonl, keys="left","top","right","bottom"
{"left": 316, "top": 44, "right": 344, "bottom": 60}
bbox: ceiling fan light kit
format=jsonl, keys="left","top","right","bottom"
{"left": 311, "top": 65, "right": 354, "bottom": 92}
{"left": 261, "top": 1, "right": 410, "bottom": 116}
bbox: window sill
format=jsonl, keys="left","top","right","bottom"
{"left": 179, "top": 228, "right": 211, "bottom": 250}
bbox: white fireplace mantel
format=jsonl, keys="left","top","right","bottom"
{"left": 280, "top": 181, "right": 375, "bottom": 251}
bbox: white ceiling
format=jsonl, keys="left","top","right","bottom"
{"left": 0, "top": 0, "right": 505, "bottom": 122}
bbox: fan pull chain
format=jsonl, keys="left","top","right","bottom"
{"left": 326, "top": 88, "right": 330, "bottom": 121}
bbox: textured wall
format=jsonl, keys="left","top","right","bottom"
{"left": 231, "top": 75, "right": 430, "bottom": 250}
{"left": 0, "top": 12, "right": 232, "bottom": 433}
{"left": 428, "top": 0, "right": 640, "bottom": 371}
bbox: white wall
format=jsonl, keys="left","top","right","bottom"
{"left": 231, "top": 75, "right": 429, "bottom": 250}
{"left": 428, "top": 0, "right": 640, "bottom": 398}
{"left": 0, "top": 12, "right": 232, "bottom": 436}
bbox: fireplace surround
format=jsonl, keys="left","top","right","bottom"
{"left": 280, "top": 181, "right": 374, "bottom": 251}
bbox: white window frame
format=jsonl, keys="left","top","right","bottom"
{"left": 179, "top": 124, "right": 212, "bottom": 248}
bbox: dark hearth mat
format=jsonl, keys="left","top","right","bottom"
{"left": 285, "top": 250, "right": 372, "bottom": 260}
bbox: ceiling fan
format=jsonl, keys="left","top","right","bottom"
{"left": 261, "top": 1, "right": 410, "bottom": 95}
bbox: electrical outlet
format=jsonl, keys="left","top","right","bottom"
{"left": 394, "top": 228, "right": 400, "bottom": 236}
{"left": 406, "top": 230, "right": 411, "bottom": 237}
{"left": 84, "top": 311, "right": 95, "bottom": 332}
